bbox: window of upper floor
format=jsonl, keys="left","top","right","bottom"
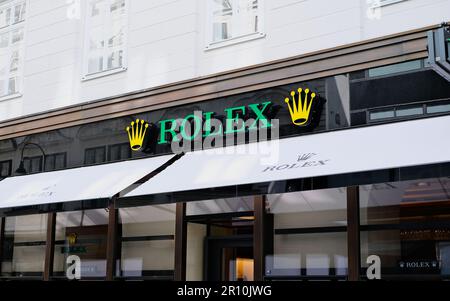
{"left": 84, "top": 143, "right": 130, "bottom": 165}
{"left": 205, "top": 0, "right": 264, "bottom": 50}
{"left": 82, "top": 0, "right": 128, "bottom": 81}
{"left": 370, "top": 0, "right": 409, "bottom": 8}
{"left": 0, "top": 0, "right": 26, "bottom": 101}
{"left": 22, "top": 152, "right": 67, "bottom": 174}
{"left": 84, "top": 146, "right": 106, "bottom": 165}
{"left": 0, "top": 159, "right": 11, "bottom": 178}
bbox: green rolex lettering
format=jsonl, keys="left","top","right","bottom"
{"left": 224, "top": 106, "right": 246, "bottom": 134}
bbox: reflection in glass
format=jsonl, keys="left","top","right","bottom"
{"left": 396, "top": 106, "right": 423, "bottom": 117}
{"left": 119, "top": 204, "right": 176, "bottom": 279}
{"left": 53, "top": 209, "right": 109, "bottom": 279}
{"left": 266, "top": 188, "right": 348, "bottom": 278}
{"left": 211, "top": 0, "right": 259, "bottom": 43}
{"left": 187, "top": 196, "right": 254, "bottom": 216}
{"left": 0, "top": 7, "right": 11, "bottom": 29}
{"left": 186, "top": 196, "right": 254, "bottom": 280}
{"left": 187, "top": 222, "right": 208, "bottom": 280}
{"left": 1, "top": 214, "right": 47, "bottom": 278}
{"left": 360, "top": 178, "right": 450, "bottom": 280}
{"left": 427, "top": 103, "right": 450, "bottom": 114}
{"left": 0, "top": 32, "right": 8, "bottom": 48}
{"left": 13, "top": 2, "right": 25, "bottom": 24}
{"left": 369, "top": 110, "right": 395, "bottom": 120}
{"left": 222, "top": 247, "right": 254, "bottom": 281}
{"left": 0, "top": 159, "right": 11, "bottom": 177}
{"left": 368, "top": 60, "right": 422, "bottom": 78}
{"left": 86, "top": 0, "right": 126, "bottom": 75}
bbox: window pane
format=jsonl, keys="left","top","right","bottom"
{"left": 109, "top": 145, "right": 119, "bottom": 161}
{"left": 368, "top": 60, "right": 422, "bottom": 78}
{"left": 0, "top": 31, "right": 9, "bottom": 48}
{"left": 1, "top": 214, "right": 48, "bottom": 277}
{"left": 236, "top": 0, "right": 258, "bottom": 36}
{"left": 54, "top": 210, "right": 109, "bottom": 279}
{"left": 427, "top": 103, "right": 450, "bottom": 114}
{"left": 7, "top": 76, "right": 18, "bottom": 94}
{"left": 0, "top": 160, "right": 10, "bottom": 177}
{"left": 85, "top": 149, "right": 95, "bottom": 165}
{"left": 266, "top": 189, "right": 348, "bottom": 278}
{"left": 88, "top": 55, "right": 103, "bottom": 74}
{"left": 86, "top": 0, "right": 126, "bottom": 75}
{"left": 30, "top": 157, "right": 42, "bottom": 173}
{"left": 110, "top": 0, "right": 125, "bottom": 16}
{"left": 11, "top": 28, "right": 24, "bottom": 44}
{"left": 0, "top": 7, "right": 11, "bottom": 29}
{"left": 360, "top": 178, "right": 450, "bottom": 280}
{"left": 186, "top": 197, "right": 254, "bottom": 281}
{"left": 108, "top": 20, "right": 124, "bottom": 47}
{"left": 212, "top": 0, "right": 233, "bottom": 42}
{"left": 23, "top": 157, "right": 30, "bottom": 172}
{"left": 106, "top": 50, "right": 122, "bottom": 69}
{"left": 268, "top": 189, "right": 347, "bottom": 228}
{"left": 119, "top": 204, "right": 176, "bottom": 279}
{"left": 0, "top": 80, "right": 4, "bottom": 96}
{"left": 270, "top": 233, "right": 348, "bottom": 277}
{"left": 187, "top": 196, "right": 254, "bottom": 216}
{"left": 23, "top": 157, "right": 42, "bottom": 174}
{"left": 120, "top": 144, "right": 130, "bottom": 160}
{"left": 0, "top": 53, "right": 7, "bottom": 74}
{"left": 211, "top": 0, "right": 259, "bottom": 43}
{"left": 90, "top": 0, "right": 104, "bottom": 18}
{"left": 95, "top": 147, "right": 105, "bottom": 163}
{"left": 395, "top": 106, "right": 423, "bottom": 117}
{"left": 9, "top": 50, "right": 19, "bottom": 72}
{"left": 54, "top": 153, "right": 66, "bottom": 170}
{"left": 44, "top": 154, "right": 56, "bottom": 171}
{"left": 109, "top": 144, "right": 129, "bottom": 161}
{"left": 13, "top": 2, "right": 25, "bottom": 24}
{"left": 370, "top": 110, "right": 395, "bottom": 120}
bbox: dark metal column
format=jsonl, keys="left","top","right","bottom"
{"left": 347, "top": 186, "right": 361, "bottom": 281}
{"left": 43, "top": 212, "right": 56, "bottom": 281}
{"left": 174, "top": 202, "right": 187, "bottom": 281}
{"left": 254, "top": 195, "right": 273, "bottom": 281}
{"left": 106, "top": 200, "right": 119, "bottom": 281}
{"left": 0, "top": 217, "right": 5, "bottom": 275}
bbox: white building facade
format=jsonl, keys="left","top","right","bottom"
{"left": 0, "top": 0, "right": 449, "bottom": 121}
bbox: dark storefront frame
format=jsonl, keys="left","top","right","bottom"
{"left": 0, "top": 24, "right": 449, "bottom": 281}
{"left": 0, "top": 162, "right": 449, "bottom": 281}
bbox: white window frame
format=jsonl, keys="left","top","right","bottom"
{"left": 205, "top": 0, "right": 265, "bottom": 51}
{"left": 82, "top": 0, "right": 129, "bottom": 81}
{"left": 370, "top": 0, "right": 409, "bottom": 8}
{"left": 0, "top": 0, "right": 26, "bottom": 102}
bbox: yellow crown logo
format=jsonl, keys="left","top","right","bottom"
{"left": 67, "top": 233, "right": 77, "bottom": 246}
{"left": 284, "top": 88, "right": 317, "bottom": 126}
{"left": 126, "top": 119, "right": 149, "bottom": 151}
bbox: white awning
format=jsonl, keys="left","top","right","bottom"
{"left": 124, "top": 116, "right": 450, "bottom": 198}
{"left": 0, "top": 154, "right": 175, "bottom": 209}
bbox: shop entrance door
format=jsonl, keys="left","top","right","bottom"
{"left": 205, "top": 235, "right": 253, "bottom": 281}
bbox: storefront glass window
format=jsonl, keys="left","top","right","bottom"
{"left": 427, "top": 103, "right": 450, "bottom": 114}
{"left": 360, "top": 178, "right": 450, "bottom": 280}
{"left": 265, "top": 188, "right": 348, "bottom": 279}
{"left": 186, "top": 197, "right": 254, "bottom": 281}
{"left": 368, "top": 60, "right": 422, "bottom": 78}
{"left": 119, "top": 204, "right": 176, "bottom": 280}
{"left": 395, "top": 106, "right": 423, "bottom": 117}
{"left": 187, "top": 197, "right": 254, "bottom": 216}
{"left": 1, "top": 214, "right": 47, "bottom": 278}
{"left": 53, "top": 209, "right": 109, "bottom": 279}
